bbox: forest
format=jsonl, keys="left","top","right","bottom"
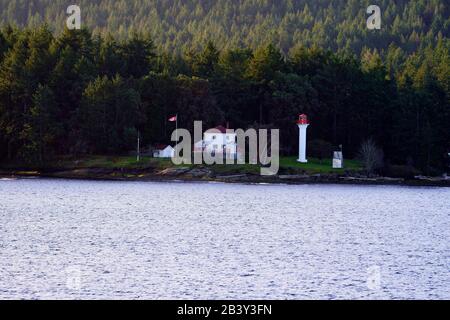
{"left": 1, "top": 0, "right": 449, "bottom": 54}
{"left": 0, "top": 1, "right": 449, "bottom": 174}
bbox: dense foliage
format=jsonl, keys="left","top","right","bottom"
{"left": 0, "top": 0, "right": 449, "bottom": 55}
{"left": 0, "top": 25, "right": 448, "bottom": 173}
{"left": 0, "top": 0, "right": 449, "bottom": 173}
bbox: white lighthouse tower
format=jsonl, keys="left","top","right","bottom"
{"left": 297, "top": 114, "right": 310, "bottom": 163}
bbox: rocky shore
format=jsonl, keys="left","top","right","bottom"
{"left": 1, "top": 166, "right": 449, "bottom": 187}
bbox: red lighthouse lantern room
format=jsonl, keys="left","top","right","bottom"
{"left": 297, "top": 114, "right": 309, "bottom": 125}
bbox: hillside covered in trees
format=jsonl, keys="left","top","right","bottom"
{"left": 0, "top": 1, "right": 449, "bottom": 174}
{"left": 0, "top": 0, "right": 449, "bottom": 55}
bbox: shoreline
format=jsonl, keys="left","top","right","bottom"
{"left": 1, "top": 167, "right": 449, "bottom": 187}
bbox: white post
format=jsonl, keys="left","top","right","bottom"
{"left": 137, "top": 131, "right": 140, "bottom": 162}
{"left": 297, "top": 124, "right": 309, "bottom": 163}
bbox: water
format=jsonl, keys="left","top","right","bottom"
{"left": 0, "top": 178, "right": 449, "bottom": 300}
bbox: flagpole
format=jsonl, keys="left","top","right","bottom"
{"left": 176, "top": 114, "right": 178, "bottom": 145}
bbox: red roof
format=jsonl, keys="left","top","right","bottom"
{"left": 297, "top": 114, "right": 309, "bottom": 125}
{"left": 154, "top": 144, "right": 169, "bottom": 150}
{"left": 206, "top": 125, "right": 230, "bottom": 134}
{"left": 214, "top": 125, "right": 227, "bottom": 133}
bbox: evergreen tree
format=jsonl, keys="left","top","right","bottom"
{"left": 79, "top": 75, "right": 142, "bottom": 153}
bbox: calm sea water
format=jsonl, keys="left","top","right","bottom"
{"left": 0, "top": 178, "right": 449, "bottom": 300}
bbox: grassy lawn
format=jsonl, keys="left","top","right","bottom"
{"left": 62, "top": 156, "right": 187, "bottom": 170}
{"left": 202, "top": 157, "right": 362, "bottom": 175}
{"left": 279, "top": 157, "right": 362, "bottom": 173}
{"left": 0, "top": 155, "right": 173, "bottom": 170}
{"left": 1, "top": 155, "right": 362, "bottom": 175}
{"left": 70, "top": 156, "right": 165, "bottom": 169}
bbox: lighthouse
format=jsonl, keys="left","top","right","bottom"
{"left": 297, "top": 114, "right": 309, "bottom": 163}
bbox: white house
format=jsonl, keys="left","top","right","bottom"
{"left": 194, "top": 125, "right": 240, "bottom": 159}
{"left": 153, "top": 144, "right": 175, "bottom": 158}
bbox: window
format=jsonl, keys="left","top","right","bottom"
{"left": 212, "top": 136, "right": 216, "bottom": 140}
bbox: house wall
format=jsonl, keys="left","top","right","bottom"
{"left": 204, "top": 133, "right": 237, "bottom": 155}
{"left": 155, "top": 147, "right": 175, "bottom": 158}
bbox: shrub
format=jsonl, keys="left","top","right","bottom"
{"left": 357, "top": 138, "right": 384, "bottom": 175}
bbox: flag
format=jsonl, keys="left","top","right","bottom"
{"left": 168, "top": 116, "right": 177, "bottom": 122}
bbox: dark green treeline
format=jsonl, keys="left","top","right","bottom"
{"left": 0, "top": 26, "right": 449, "bottom": 173}
{"left": 1, "top": 0, "right": 449, "bottom": 55}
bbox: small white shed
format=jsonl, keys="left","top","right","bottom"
{"left": 332, "top": 151, "right": 344, "bottom": 169}
{"left": 153, "top": 145, "right": 175, "bottom": 158}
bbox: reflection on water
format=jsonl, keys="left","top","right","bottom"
{"left": 0, "top": 179, "right": 449, "bottom": 299}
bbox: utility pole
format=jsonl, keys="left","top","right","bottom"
{"left": 137, "top": 131, "right": 140, "bottom": 162}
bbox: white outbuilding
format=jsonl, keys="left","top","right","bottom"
{"left": 332, "top": 151, "right": 344, "bottom": 169}
{"left": 153, "top": 144, "right": 175, "bottom": 158}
